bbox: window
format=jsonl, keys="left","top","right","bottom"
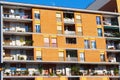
{"left": 57, "top": 26, "right": 62, "bottom": 34}
{"left": 100, "top": 53, "right": 105, "bottom": 62}
{"left": 97, "top": 28, "right": 102, "bottom": 37}
{"left": 36, "top": 50, "right": 42, "bottom": 60}
{"left": 91, "top": 40, "right": 96, "bottom": 49}
{"left": 35, "top": 24, "right": 40, "bottom": 33}
{"left": 34, "top": 11, "right": 40, "bottom": 19}
{"left": 77, "top": 26, "right": 82, "bottom": 36}
{"left": 44, "top": 37, "right": 49, "bottom": 47}
{"left": 96, "top": 16, "right": 101, "bottom": 25}
{"left": 76, "top": 15, "right": 82, "bottom": 23}
{"left": 80, "top": 52, "right": 85, "bottom": 62}
{"left": 58, "top": 51, "right": 64, "bottom": 61}
{"left": 84, "top": 40, "right": 90, "bottom": 49}
{"left": 56, "top": 13, "right": 61, "bottom": 17}
{"left": 51, "top": 38, "right": 57, "bottom": 47}
{"left": 56, "top": 12, "right": 62, "bottom": 22}
{"left": 66, "top": 37, "right": 76, "bottom": 44}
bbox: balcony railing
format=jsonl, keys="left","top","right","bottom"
{"left": 3, "top": 68, "right": 119, "bottom": 77}
{"left": 59, "top": 57, "right": 64, "bottom": 61}
{"left": 104, "top": 32, "right": 114, "bottom": 37}
{"left": 103, "top": 21, "right": 118, "bottom": 26}
{"left": 3, "top": 40, "right": 33, "bottom": 46}
{"left": 3, "top": 27, "right": 32, "bottom": 32}
{"left": 3, "top": 56, "right": 13, "bottom": 60}
{"left": 3, "top": 55, "right": 34, "bottom": 61}
{"left": 64, "top": 31, "right": 76, "bottom": 35}
{"left": 107, "top": 43, "right": 120, "bottom": 50}
{"left": 66, "top": 57, "right": 78, "bottom": 61}
{"left": 64, "top": 18, "right": 74, "bottom": 23}
{"left": 3, "top": 13, "right": 31, "bottom": 19}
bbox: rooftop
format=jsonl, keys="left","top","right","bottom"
{"left": 0, "top": 1, "right": 119, "bottom": 15}
{"left": 6, "top": 0, "right": 114, "bottom": 11}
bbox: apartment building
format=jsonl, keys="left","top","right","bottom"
{"left": 0, "top": 0, "right": 120, "bottom": 80}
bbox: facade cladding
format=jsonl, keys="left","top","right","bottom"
{"left": 0, "top": 0, "right": 120, "bottom": 80}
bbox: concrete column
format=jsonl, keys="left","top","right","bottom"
{"left": 0, "top": 5, "right": 3, "bottom": 80}
{"left": 117, "top": 16, "right": 120, "bottom": 32}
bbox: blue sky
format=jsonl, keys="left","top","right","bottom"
{"left": 7, "top": 0, "right": 95, "bottom": 9}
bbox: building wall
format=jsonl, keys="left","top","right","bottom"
{"left": 32, "top": 34, "right": 44, "bottom": 46}
{"left": 31, "top": 8, "right": 107, "bottom": 62}
{"left": 81, "top": 13, "right": 98, "bottom": 36}
{"left": 96, "top": 38, "right": 106, "bottom": 49}
{"left": 42, "top": 48, "right": 59, "bottom": 61}
{"left": 85, "top": 50, "right": 100, "bottom": 62}
{"left": 40, "top": 9, "right": 57, "bottom": 34}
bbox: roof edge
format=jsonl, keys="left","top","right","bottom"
{"left": 0, "top": 1, "right": 120, "bottom": 15}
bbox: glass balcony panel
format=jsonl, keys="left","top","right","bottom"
{"left": 64, "top": 18, "right": 74, "bottom": 23}
{"left": 66, "top": 57, "right": 78, "bottom": 61}
{"left": 64, "top": 31, "right": 76, "bottom": 35}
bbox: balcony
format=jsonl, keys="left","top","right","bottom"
{"left": 63, "top": 12, "right": 74, "bottom": 24}
{"left": 64, "top": 24, "right": 76, "bottom": 35}
{"left": 3, "top": 8, "right": 32, "bottom": 22}
{"left": 66, "top": 50, "right": 78, "bottom": 62}
{"left": 3, "top": 22, "right": 32, "bottom": 33}
{"left": 104, "top": 24, "right": 119, "bottom": 37}
{"left": 3, "top": 49, "right": 34, "bottom": 61}
{"left": 3, "top": 8, "right": 31, "bottom": 19}
{"left": 106, "top": 40, "right": 120, "bottom": 50}
{"left": 107, "top": 52, "right": 120, "bottom": 62}
{"left": 103, "top": 16, "right": 119, "bottom": 27}
{"left": 3, "top": 35, "right": 33, "bottom": 46}
{"left": 3, "top": 64, "right": 119, "bottom": 77}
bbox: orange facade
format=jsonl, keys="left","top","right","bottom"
{"left": 32, "top": 8, "right": 107, "bottom": 62}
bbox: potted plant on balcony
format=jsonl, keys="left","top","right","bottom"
{"left": 18, "top": 56, "right": 20, "bottom": 60}
{"left": 25, "top": 40, "right": 33, "bottom": 46}
{"left": 38, "top": 67, "right": 43, "bottom": 75}
{"left": 113, "top": 32, "right": 120, "bottom": 37}
{"left": 6, "top": 72, "right": 10, "bottom": 76}
{"left": 25, "top": 70, "right": 29, "bottom": 76}
{"left": 20, "top": 57, "right": 24, "bottom": 60}
{"left": 57, "top": 74, "right": 62, "bottom": 77}
{"left": 114, "top": 68, "right": 119, "bottom": 76}
{"left": 49, "top": 72, "right": 54, "bottom": 76}
{"left": 71, "top": 66, "right": 80, "bottom": 75}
